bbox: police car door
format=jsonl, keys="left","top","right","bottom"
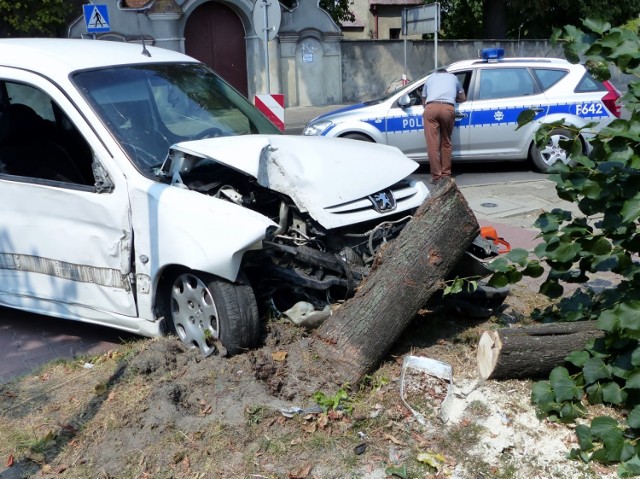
{"left": 386, "top": 71, "right": 472, "bottom": 162}
{"left": 451, "top": 70, "right": 473, "bottom": 160}
{"left": 466, "top": 67, "right": 548, "bottom": 160}
{"left": 385, "top": 83, "right": 428, "bottom": 161}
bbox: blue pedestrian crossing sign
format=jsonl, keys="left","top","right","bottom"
{"left": 84, "top": 4, "right": 110, "bottom": 33}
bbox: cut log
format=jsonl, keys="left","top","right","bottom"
{"left": 312, "top": 178, "right": 480, "bottom": 386}
{"left": 477, "top": 322, "right": 603, "bottom": 380}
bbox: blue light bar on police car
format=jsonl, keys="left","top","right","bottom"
{"left": 481, "top": 48, "right": 504, "bottom": 62}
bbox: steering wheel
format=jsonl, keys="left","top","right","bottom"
{"left": 194, "top": 127, "right": 223, "bottom": 140}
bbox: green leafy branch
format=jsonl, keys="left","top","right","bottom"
{"left": 486, "top": 17, "right": 640, "bottom": 476}
{"left": 313, "top": 386, "right": 353, "bottom": 413}
{"left": 0, "top": 0, "right": 70, "bottom": 37}
{"left": 442, "top": 276, "right": 478, "bottom": 297}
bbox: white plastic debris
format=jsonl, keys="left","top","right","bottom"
{"left": 281, "top": 301, "right": 331, "bottom": 329}
{"left": 400, "top": 355, "right": 453, "bottom": 424}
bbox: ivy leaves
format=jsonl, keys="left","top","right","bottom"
{"left": 487, "top": 248, "right": 543, "bottom": 288}
{"left": 569, "top": 413, "right": 640, "bottom": 477}
{"left": 0, "top": 0, "right": 69, "bottom": 36}
{"left": 490, "top": 17, "right": 640, "bottom": 476}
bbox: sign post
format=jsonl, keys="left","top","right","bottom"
{"left": 252, "top": 0, "right": 283, "bottom": 131}
{"left": 402, "top": 2, "right": 440, "bottom": 77}
{"left": 252, "top": 0, "right": 281, "bottom": 94}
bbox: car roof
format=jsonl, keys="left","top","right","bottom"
{"left": 0, "top": 38, "right": 197, "bottom": 79}
{"left": 448, "top": 57, "right": 573, "bottom": 70}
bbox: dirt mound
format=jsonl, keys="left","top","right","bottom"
{"left": 0, "top": 284, "right": 616, "bottom": 478}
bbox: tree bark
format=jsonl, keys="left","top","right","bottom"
{"left": 477, "top": 322, "right": 603, "bottom": 380}
{"left": 312, "top": 178, "right": 480, "bottom": 386}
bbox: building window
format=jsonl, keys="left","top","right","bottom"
{"left": 389, "top": 28, "right": 401, "bottom": 39}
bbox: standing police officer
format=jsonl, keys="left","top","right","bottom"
{"left": 421, "top": 68, "right": 466, "bottom": 184}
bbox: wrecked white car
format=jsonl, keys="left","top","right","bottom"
{"left": 0, "top": 39, "right": 430, "bottom": 355}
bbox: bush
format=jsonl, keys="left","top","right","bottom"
{"left": 489, "top": 18, "right": 640, "bottom": 477}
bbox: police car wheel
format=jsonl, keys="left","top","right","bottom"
{"left": 342, "top": 133, "right": 373, "bottom": 142}
{"left": 530, "top": 128, "right": 579, "bottom": 172}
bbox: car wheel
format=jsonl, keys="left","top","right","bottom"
{"left": 166, "top": 271, "right": 260, "bottom": 356}
{"left": 530, "top": 128, "right": 580, "bottom": 172}
{"left": 342, "top": 133, "right": 373, "bottom": 142}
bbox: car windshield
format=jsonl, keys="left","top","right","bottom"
{"left": 73, "top": 63, "right": 280, "bottom": 172}
{"left": 364, "top": 74, "right": 433, "bottom": 106}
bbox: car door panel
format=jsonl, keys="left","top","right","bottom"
{"left": 465, "top": 67, "right": 548, "bottom": 159}
{"left": 386, "top": 73, "right": 472, "bottom": 162}
{"left": 385, "top": 102, "right": 427, "bottom": 161}
{"left": 0, "top": 70, "right": 137, "bottom": 320}
{"left": 0, "top": 181, "right": 136, "bottom": 317}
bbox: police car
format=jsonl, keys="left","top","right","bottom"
{"left": 303, "top": 49, "right": 621, "bottom": 172}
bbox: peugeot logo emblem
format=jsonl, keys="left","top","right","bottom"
{"left": 369, "top": 189, "right": 397, "bottom": 213}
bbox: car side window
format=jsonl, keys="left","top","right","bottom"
{"left": 532, "top": 68, "right": 568, "bottom": 91}
{"left": 454, "top": 70, "right": 473, "bottom": 97}
{"left": 575, "top": 72, "right": 606, "bottom": 93}
{"left": 407, "top": 85, "right": 423, "bottom": 106}
{"left": 0, "top": 81, "right": 97, "bottom": 188}
{"left": 477, "top": 68, "right": 538, "bottom": 100}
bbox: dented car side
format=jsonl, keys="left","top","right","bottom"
{"left": 0, "top": 39, "right": 429, "bottom": 356}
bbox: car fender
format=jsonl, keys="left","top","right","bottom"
{"left": 322, "top": 119, "right": 388, "bottom": 143}
{"left": 539, "top": 112, "right": 591, "bottom": 131}
{"left": 129, "top": 182, "right": 276, "bottom": 289}
{"left": 535, "top": 112, "right": 599, "bottom": 150}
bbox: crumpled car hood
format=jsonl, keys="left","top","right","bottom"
{"left": 170, "top": 135, "right": 420, "bottom": 227}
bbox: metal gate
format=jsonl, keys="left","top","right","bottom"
{"left": 184, "top": 2, "right": 248, "bottom": 97}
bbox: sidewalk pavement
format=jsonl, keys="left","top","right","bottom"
{"left": 459, "top": 179, "right": 576, "bottom": 252}
{"left": 0, "top": 311, "right": 139, "bottom": 383}
{"left": 284, "top": 104, "right": 356, "bottom": 133}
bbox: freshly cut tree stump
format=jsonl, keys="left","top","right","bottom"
{"left": 477, "top": 322, "right": 603, "bottom": 380}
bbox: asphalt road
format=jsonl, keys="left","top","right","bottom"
{"left": 0, "top": 308, "right": 139, "bottom": 383}
{"left": 415, "top": 159, "right": 546, "bottom": 186}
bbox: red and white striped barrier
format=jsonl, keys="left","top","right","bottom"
{"left": 254, "top": 94, "right": 285, "bottom": 132}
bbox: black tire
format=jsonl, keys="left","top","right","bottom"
{"left": 342, "top": 132, "right": 373, "bottom": 142}
{"left": 443, "top": 282, "right": 510, "bottom": 319}
{"left": 529, "top": 128, "right": 580, "bottom": 172}
{"left": 165, "top": 271, "right": 260, "bottom": 356}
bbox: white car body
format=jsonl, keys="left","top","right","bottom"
{"left": 304, "top": 51, "right": 621, "bottom": 171}
{"left": 0, "top": 39, "right": 428, "bottom": 354}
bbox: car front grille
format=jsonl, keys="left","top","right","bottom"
{"left": 324, "top": 179, "right": 421, "bottom": 216}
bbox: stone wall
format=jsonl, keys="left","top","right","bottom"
{"left": 340, "top": 39, "right": 634, "bottom": 105}
{"left": 340, "top": 39, "right": 565, "bottom": 102}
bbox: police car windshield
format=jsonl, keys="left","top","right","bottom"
{"left": 364, "top": 75, "right": 433, "bottom": 105}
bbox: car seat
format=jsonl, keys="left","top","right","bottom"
{"left": 0, "top": 103, "right": 85, "bottom": 183}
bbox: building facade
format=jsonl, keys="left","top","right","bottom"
{"left": 69, "top": 0, "right": 344, "bottom": 107}
{"left": 70, "top": 2, "right": 595, "bottom": 108}
{"left": 342, "top": 0, "right": 424, "bottom": 40}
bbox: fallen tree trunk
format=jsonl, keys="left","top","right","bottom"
{"left": 477, "top": 322, "right": 603, "bottom": 380}
{"left": 312, "top": 178, "right": 480, "bottom": 386}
